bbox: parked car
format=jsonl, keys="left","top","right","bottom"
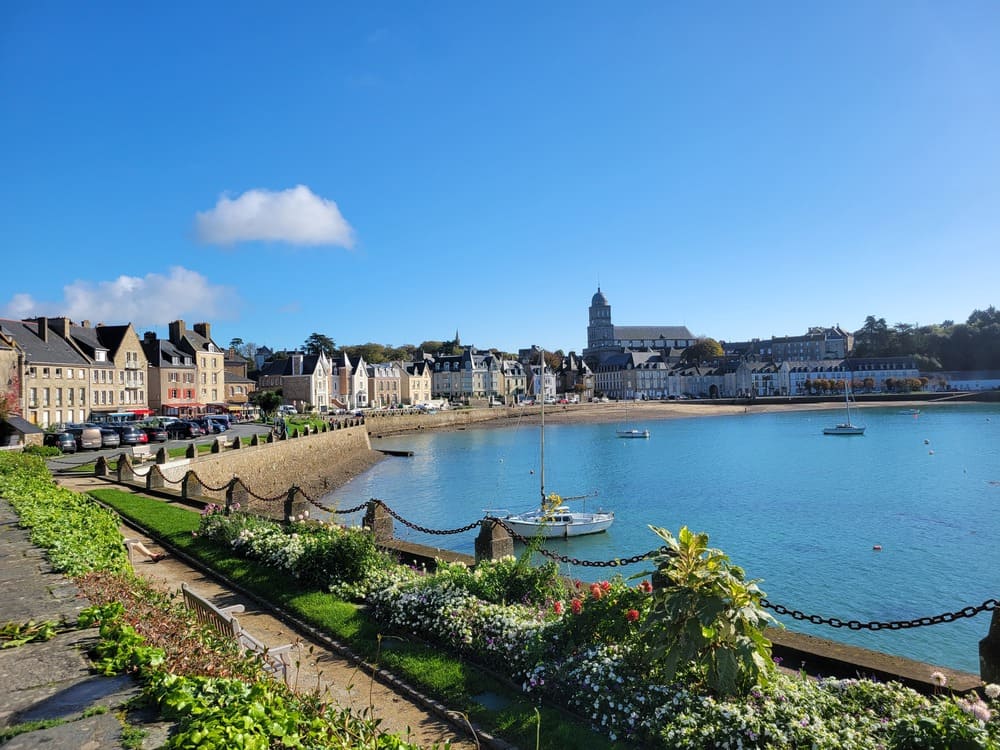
{"left": 140, "top": 425, "right": 169, "bottom": 443}
{"left": 165, "top": 421, "right": 202, "bottom": 439}
{"left": 86, "top": 423, "right": 121, "bottom": 449}
{"left": 64, "top": 424, "right": 103, "bottom": 451}
{"left": 113, "top": 424, "right": 148, "bottom": 445}
{"left": 194, "top": 418, "right": 226, "bottom": 434}
{"left": 43, "top": 431, "right": 78, "bottom": 453}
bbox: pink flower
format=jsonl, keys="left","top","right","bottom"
{"left": 553, "top": 601, "right": 564, "bottom": 615}
{"left": 589, "top": 583, "right": 604, "bottom": 600}
{"left": 639, "top": 580, "right": 653, "bottom": 594}
{"left": 626, "top": 608, "right": 640, "bottom": 623}
{"left": 600, "top": 580, "right": 611, "bottom": 592}
{"left": 571, "top": 598, "right": 583, "bottom": 615}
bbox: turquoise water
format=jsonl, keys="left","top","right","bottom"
{"left": 322, "top": 404, "right": 1000, "bottom": 673}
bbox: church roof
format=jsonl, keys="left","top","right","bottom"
{"left": 614, "top": 325, "right": 695, "bottom": 341}
{"left": 591, "top": 287, "right": 608, "bottom": 306}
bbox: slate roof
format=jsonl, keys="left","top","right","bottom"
{"left": 141, "top": 337, "right": 195, "bottom": 368}
{"left": 614, "top": 325, "right": 695, "bottom": 341}
{"left": 0, "top": 319, "right": 90, "bottom": 366}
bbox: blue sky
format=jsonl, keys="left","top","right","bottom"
{"left": 2, "top": 2, "right": 998, "bottom": 355}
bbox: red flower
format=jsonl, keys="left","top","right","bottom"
{"left": 626, "top": 608, "right": 640, "bottom": 622}
{"left": 553, "top": 601, "right": 564, "bottom": 615}
{"left": 589, "top": 583, "right": 604, "bottom": 600}
{"left": 571, "top": 598, "right": 583, "bottom": 615}
{"left": 639, "top": 580, "right": 653, "bottom": 594}
{"left": 600, "top": 580, "right": 611, "bottom": 592}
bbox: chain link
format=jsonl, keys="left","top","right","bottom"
{"left": 762, "top": 597, "right": 998, "bottom": 631}
{"left": 486, "top": 517, "right": 670, "bottom": 567}
{"left": 374, "top": 499, "right": 483, "bottom": 535}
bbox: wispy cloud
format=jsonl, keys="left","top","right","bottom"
{"left": 2, "top": 267, "right": 239, "bottom": 327}
{"left": 195, "top": 185, "right": 355, "bottom": 248}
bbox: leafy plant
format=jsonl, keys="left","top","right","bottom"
{"left": 0, "top": 619, "right": 60, "bottom": 648}
{"left": 636, "top": 525, "right": 776, "bottom": 697}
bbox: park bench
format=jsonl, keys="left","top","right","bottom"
{"left": 130, "top": 445, "right": 154, "bottom": 463}
{"left": 180, "top": 582, "right": 295, "bottom": 683}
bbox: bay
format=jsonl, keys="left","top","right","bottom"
{"left": 322, "top": 403, "right": 1000, "bottom": 673}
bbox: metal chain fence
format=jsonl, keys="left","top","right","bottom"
{"left": 128, "top": 466, "right": 999, "bottom": 632}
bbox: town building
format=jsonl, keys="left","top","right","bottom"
{"left": 141, "top": 332, "right": 200, "bottom": 417}
{"left": 583, "top": 287, "right": 696, "bottom": 368}
{"left": 1, "top": 317, "right": 94, "bottom": 427}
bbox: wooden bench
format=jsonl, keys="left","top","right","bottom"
{"left": 180, "top": 583, "right": 295, "bottom": 683}
{"left": 130, "top": 444, "right": 155, "bottom": 463}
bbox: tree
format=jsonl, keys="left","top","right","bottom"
{"left": 682, "top": 338, "right": 723, "bottom": 364}
{"left": 0, "top": 370, "right": 20, "bottom": 421}
{"left": 229, "top": 337, "right": 244, "bottom": 351}
{"left": 303, "top": 333, "right": 337, "bottom": 359}
{"left": 251, "top": 390, "right": 282, "bottom": 417}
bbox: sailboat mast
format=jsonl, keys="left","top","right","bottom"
{"left": 539, "top": 348, "right": 546, "bottom": 502}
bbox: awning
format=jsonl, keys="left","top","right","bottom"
{"left": 130, "top": 409, "right": 154, "bottom": 416}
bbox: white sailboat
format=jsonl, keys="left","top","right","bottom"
{"left": 616, "top": 400, "right": 650, "bottom": 439}
{"left": 823, "top": 385, "right": 866, "bottom": 436}
{"left": 503, "top": 352, "right": 614, "bottom": 538}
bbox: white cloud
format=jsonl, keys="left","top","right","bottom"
{"left": 2, "top": 267, "right": 239, "bottom": 328}
{"left": 195, "top": 185, "right": 355, "bottom": 248}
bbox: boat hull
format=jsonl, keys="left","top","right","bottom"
{"left": 823, "top": 425, "right": 866, "bottom": 435}
{"left": 505, "top": 513, "right": 614, "bottom": 538}
{"left": 616, "top": 429, "right": 649, "bottom": 438}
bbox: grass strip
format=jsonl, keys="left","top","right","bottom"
{"left": 89, "top": 487, "right": 613, "bottom": 749}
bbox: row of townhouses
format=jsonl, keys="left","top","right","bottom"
{"left": 0, "top": 317, "right": 253, "bottom": 428}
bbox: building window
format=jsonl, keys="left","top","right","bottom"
{"left": 42, "top": 367, "right": 50, "bottom": 378}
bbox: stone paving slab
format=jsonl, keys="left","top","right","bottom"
{"left": 2, "top": 712, "right": 124, "bottom": 750}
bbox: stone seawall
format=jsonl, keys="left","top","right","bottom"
{"left": 152, "top": 426, "right": 378, "bottom": 500}
{"left": 366, "top": 408, "right": 518, "bottom": 436}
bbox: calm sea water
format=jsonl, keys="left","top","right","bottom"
{"left": 322, "top": 404, "right": 1000, "bottom": 673}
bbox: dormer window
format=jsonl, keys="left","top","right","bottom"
{"left": 95, "top": 351, "right": 107, "bottom": 362}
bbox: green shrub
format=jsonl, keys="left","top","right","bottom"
{"left": 23, "top": 445, "right": 61, "bottom": 458}
{"left": 638, "top": 525, "right": 776, "bottom": 697}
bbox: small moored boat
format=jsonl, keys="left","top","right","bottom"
{"left": 503, "top": 504, "right": 615, "bottom": 538}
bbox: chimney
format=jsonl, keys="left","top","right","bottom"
{"left": 292, "top": 353, "right": 303, "bottom": 375}
{"left": 50, "top": 317, "right": 71, "bottom": 339}
{"left": 194, "top": 322, "right": 211, "bottom": 342}
{"left": 35, "top": 317, "right": 48, "bottom": 342}
{"left": 143, "top": 331, "right": 157, "bottom": 344}
{"left": 168, "top": 320, "right": 185, "bottom": 345}
{"left": 81, "top": 320, "right": 91, "bottom": 328}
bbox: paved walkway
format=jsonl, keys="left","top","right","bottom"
{"left": 1, "top": 476, "right": 489, "bottom": 749}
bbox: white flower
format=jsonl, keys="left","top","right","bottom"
{"left": 985, "top": 683, "right": 1000, "bottom": 700}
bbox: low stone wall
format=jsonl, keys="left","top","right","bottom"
{"left": 366, "top": 407, "right": 520, "bottom": 436}
{"left": 148, "top": 426, "right": 376, "bottom": 500}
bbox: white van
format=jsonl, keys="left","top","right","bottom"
{"left": 278, "top": 405, "right": 298, "bottom": 415}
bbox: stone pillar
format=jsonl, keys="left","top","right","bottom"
{"left": 185, "top": 443, "right": 196, "bottom": 459}
{"left": 232, "top": 436, "right": 242, "bottom": 450}
{"left": 117, "top": 454, "right": 135, "bottom": 484}
{"left": 155, "top": 447, "right": 168, "bottom": 464}
{"left": 211, "top": 437, "right": 223, "bottom": 453}
{"left": 250, "top": 433, "right": 260, "bottom": 446}
{"left": 226, "top": 478, "right": 248, "bottom": 515}
{"left": 981, "top": 607, "right": 1000, "bottom": 683}
{"left": 475, "top": 518, "right": 514, "bottom": 563}
{"left": 284, "top": 487, "right": 308, "bottom": 523}
{"left": 146, "top": 465, "right": 165, "bottom": 491}
{"left": 182, "top": 471, "right": 205, "bottom": 502}
{"left": 94, "top": 455, "right": 108, "bottom": 478}
{"left": 363, "top": 501, "right": 394, "bottom": 542}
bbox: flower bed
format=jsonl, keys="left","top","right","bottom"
{"left": 194, "top": 506, "right": 1000, "bottom": 748}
